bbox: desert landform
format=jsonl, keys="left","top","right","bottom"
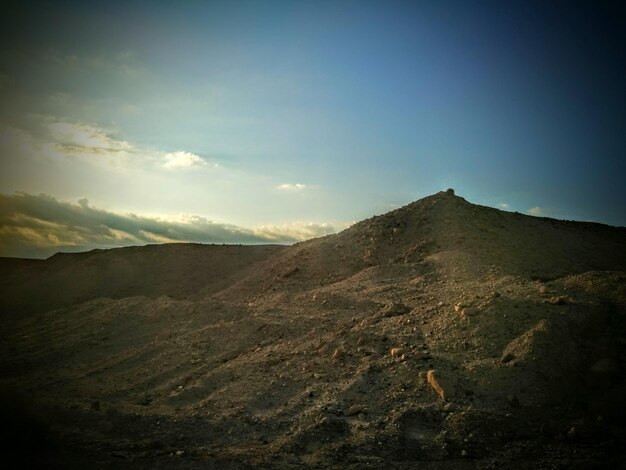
{"left": 1, "top": 189, "right": 625, "bottom": 469}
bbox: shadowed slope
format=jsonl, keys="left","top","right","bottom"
{"left": 0, "top": 243, "right": 286, "bottom": 316}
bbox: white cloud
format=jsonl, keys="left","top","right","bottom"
{"left": 47, "top": 121, "right": 133, "bottom": 152}
{"left": 498, "top": 203, "right": 510, "bottom": 209}
{"left": 0, "top": 192, "right": 346, "bottom": 258}
{"left": 253, "top": 222, "right": 346, "bottom": 241}
{"left": 162, "top": 151, "right": 210, "bottom": 170}
{"left": 2, "top": 118, "right": 220, "bottom": 174}
{"left": 276, "top": 183, "right": 307, "bottom": 192}
{"left": 527, "top": 206, "right": 550, "bottom": 217}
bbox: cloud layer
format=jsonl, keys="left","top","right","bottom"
{"left": 527, "top": 206, "right": 550, "bottom": 217}
{"left": 0, "top": 192, "right": 343, "bottom": 258}
{"left": 0, "top": 116, "right": 215, "bottom": 173}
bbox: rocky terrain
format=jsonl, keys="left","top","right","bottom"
{"left": 1, "top": 189, "right": 625, "bottom": 469}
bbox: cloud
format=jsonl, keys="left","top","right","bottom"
{"left": 0, "top": 192, "right": 344, "bottom": 258}
{"left": 162, "top": 151, "right": 209, "bottom": 170}
{"left": 253, "top": 222, "right": 346, "bottom": 241}
{"left": 47, "top": 121, "right": 133, "bottom": 153}
{"left": 276, "top": 183, "right": 307, "bottom": 192}
{"left": 527, "top": 206, "right": 550, "bottom": 217}
{"left": 498, "top": 203, "right": 510, "bottom": 209}
{"left": 1, "top": 118, "right": 216, "bottom": 173}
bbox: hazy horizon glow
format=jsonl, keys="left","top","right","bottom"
{"left": 1, "top": 1, "right": 625, "bottom": 258}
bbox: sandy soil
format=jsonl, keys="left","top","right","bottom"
{"left": 1, "top": 190, "right": 625, "bottom": 468}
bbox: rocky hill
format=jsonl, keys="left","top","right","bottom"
{"left": 1, "top": 190, "right": 625, "bottom": 469}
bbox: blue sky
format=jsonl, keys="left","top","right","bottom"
{"left": 0, "top": 1, "right": 624, "bottom": 257}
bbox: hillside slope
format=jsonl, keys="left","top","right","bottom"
{"left": 1, "top": 190, "right": 625, "bottom": 469}
{"left": 0, "top": 243, "right": 285, "bottom": 315}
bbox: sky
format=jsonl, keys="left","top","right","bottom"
{"left": 0, "top": 0, "right": 624, "bottom": 258}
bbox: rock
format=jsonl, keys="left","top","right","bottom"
{"left": 344, "top": 404, "right": 366, "bottom": 416}
{"left": 426, "top": 369, "right": 456, "bottom": 401}
{"left": 540, "top": 422, "right": 559, "bottom": 437}
{"left": 175, "top": 450, "right": 185, "bottom": 457}
{"left": 590, "top": 358, "right": 618, "bottom": 376}
{"left": 500, "top": 352, "right": 515, "bottom": 364}
{"left": 413, "top": 351, "right": 429, "bottom": 360}
{"left": 461, "top": 307, "right": 476, "bottom": 317}
{"left": 507, "top": 394, "right": 520, "bottom": 407}
{"left": 547, "top": 296, "right": 566, "bottom": 305}
{"left": 332, "top": 348, "right": 344, "bottom": 360}
{"left": 567, "top": 426, "right": 578, "bottom": 440}
{"left": 390, "top": 347, "right": 405, "bottom": 358}
{"left": 381, "top": 302, "right": 410, "bottom": 317}
{"left": 454, "top": 303, "right": 464, "bottom": 312}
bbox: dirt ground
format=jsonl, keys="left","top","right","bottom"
{"left": 1, "top": 190, "right": 625, "bottom": 469}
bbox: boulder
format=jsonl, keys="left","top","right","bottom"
{"left": 390, "top": 347, "right": 405, "bottom": 358}
{"left": 343, "top": 404, "right": 366, "bottom": 416}
{"left": 381, "top": 302, "right": 410, "bottom": 317}
{"left": 426, "top": 369, "right": 456, "bottom": 401}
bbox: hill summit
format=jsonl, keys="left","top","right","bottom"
{"left": 1, "top": 191, "right": 625, "bottom": 468}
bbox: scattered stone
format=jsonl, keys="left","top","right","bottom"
{"left": 390, "top": 347, "right": 405, "bottom": 358}
{"left": 567, "top": 426, "right": 578, "bottom": 441}
{"left": 381, "top": 302, "right": 410, "bottom": 317}
{"left": 461, "top": 449, "right": 468, "bottom": 457}
{"left": 500, "top": 352, "right": 515, "bottom": 364}
{"left": 332, "top": 349, "right": 344, "bottom": 360}
{"left": 413, "top": 351, "right": 429, "bottom": 360}
{"left": 507, "top": 394, "right": 520, "bottom": 407}
{"left": 454, "top": 303, "right": 464, "bottom": 312}
{"left": 540, "top": 422, "right": 559, "bottom": 437}
{"left": 175, "top": 450, "right": 185, "bottom": 457}
{"left": 547, "top": 296, "right": 566, "bottom": 305}
{"left": 461, "top": 307, "right": 476, "bottom": 317}
{"left": 344, "top": 404, "right": 366, "bottom": 416}
{"left": 590, "top": 358, "right": 618, "bottom": 376}
{"left": 426, "top": 369, "right": 456, "bottom": 401}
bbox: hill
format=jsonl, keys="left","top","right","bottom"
{"left": 1, "top": 190, "right": 625, "bottom": 469}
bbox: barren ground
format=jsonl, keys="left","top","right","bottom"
{"left": 1, "top": 190, "right": 625, "bottom": 469}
